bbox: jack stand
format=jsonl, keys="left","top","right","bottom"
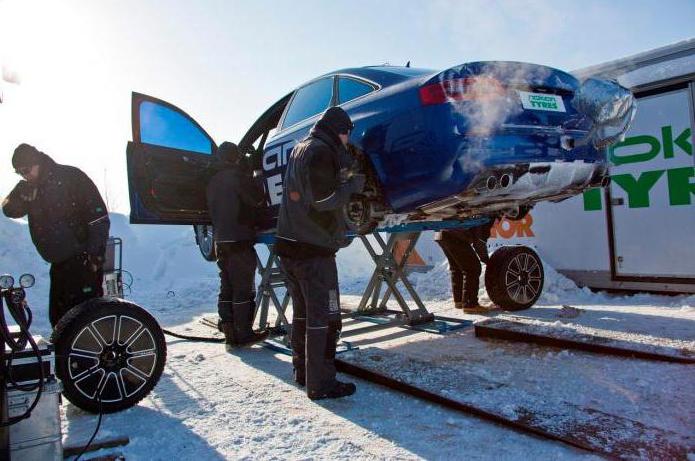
{"left": 254, "top": 244, "right": 291, "bottom": 338}
{"left": 357, "top": 232, "right": 435, "bottom": 326}
{"left": 253, "top": 242, "right": 357, "bottom": 355}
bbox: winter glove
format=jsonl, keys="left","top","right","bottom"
{"left": 348, "top": 173, "right": 366, "bottom": 194}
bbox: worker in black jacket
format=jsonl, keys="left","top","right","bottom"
{"left": 2, "top": 144, "right": 110, "bottom": 327}
{"left": 276, "top": 107, "right": 365, "bottom": 400}
{"left": 435, "top": 221, "right": 497, "bottom": 314}
{"left": 207, "top": 141, "right": 268, "bottom": 347}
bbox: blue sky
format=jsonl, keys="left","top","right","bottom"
{"left": 1, "top": 0, "right": 694, "bottom": 211}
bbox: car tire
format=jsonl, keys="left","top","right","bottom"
{"left": 194, "top": 224, "right": 216, "bottom": 261}
{"left": 485, "top": 246, "right": 544, "bottom": 311}
{"left": 51, "top": 297, "right": 166, "bottom": 414}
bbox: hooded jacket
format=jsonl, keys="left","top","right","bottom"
{"left": 2, "top": 151, "right": 110, "bottom": 263}
{"left": 206, "top": 158, "right": 265, "bottom": 246}
{"left": 275, "top": 116, "right": 361, "bottom": 257}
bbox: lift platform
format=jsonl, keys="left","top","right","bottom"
{"left": 253, "top": 219, "right": 494, "bottom": 341}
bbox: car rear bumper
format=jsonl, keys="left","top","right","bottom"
{"left": 420, "top": 160, "right": 607, "bottom": 215}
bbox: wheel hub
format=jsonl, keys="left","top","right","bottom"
{"left": 99, "top": 345, "right": 128, "bottom": 370}
{"left": 519, "top": 272, "right": 529, "bottom": 285}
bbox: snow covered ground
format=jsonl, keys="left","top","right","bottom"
{"left": 2, "top": 214, "right": 694, "bottom": 460}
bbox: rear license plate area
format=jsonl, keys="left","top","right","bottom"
{"left": 517, "top": 90, "right": 566, "bottom": 112}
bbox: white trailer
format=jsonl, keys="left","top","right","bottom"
{"left": 484, "top": 39, "right": 695, "bottom": 294}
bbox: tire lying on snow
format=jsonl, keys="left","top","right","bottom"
{"left": 51, "top": 297, "right": 166, "bottom": 414}
{"left": 484, "top": 246, "right": 544, "bottom": 311}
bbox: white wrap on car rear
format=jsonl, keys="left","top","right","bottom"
{"left": 571, "top": 78, "right": 636, "bottom": 149}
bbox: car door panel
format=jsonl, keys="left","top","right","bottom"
{"left": 128, "top": 92, "right": 216, "bottom": 224}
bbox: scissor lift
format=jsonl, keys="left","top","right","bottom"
{"left": 253, "top": 219, "right": 492, "bottom": 343}
{"left": 355, "top": 232, "right": 434, "bottom": 325}
{"left": 254, "top": 244, "right": 291, "bottom": 336}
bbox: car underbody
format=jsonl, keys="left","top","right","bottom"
{"left": 344, "top": 158, "right": 608, "bottom": 233}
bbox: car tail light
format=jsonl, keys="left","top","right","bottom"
{"left": 419, "top": 76, "right": 506, "bottom": 105}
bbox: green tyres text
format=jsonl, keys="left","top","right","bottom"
{"left": 584, "top": 125, "right": 694, "bottom": 211}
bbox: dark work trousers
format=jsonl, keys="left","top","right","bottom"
{"left": 49, "top": 254, "right": 104, "bottom": 328}
{"left": 216, "top": 243, "right": 257, "bottom": 335}
{"left": 280, "top": 255, "right": 342, "bottom": 395}
{"left": 436, "top": 235, "right": 482, "bottom": 307}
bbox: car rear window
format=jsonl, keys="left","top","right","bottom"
{"left": 338, "top": 77, "right": 375, "bottom": 104}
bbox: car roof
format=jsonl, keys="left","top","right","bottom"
{"left": 315, "top": 65, "right": 438, "bottom": 87}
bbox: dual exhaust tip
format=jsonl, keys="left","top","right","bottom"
{"left": 486, "top": 174, "right": 511, "bottom": 191}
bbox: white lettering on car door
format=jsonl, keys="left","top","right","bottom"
{"left": 266, "top": 173, "right": 284, "bottom": 205}
{"left": 263, "top": 146, "right": 281, "bottom": 170}
{"left": 262, "top": 140, "right": 297, "bottom": 206}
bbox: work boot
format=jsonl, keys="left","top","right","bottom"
{"left": 462, "top": 303, "right": 499, "bottom": 314}
{"left": 234, "top": 329, "right": 269, "bottom": 346}
{"left": 308, "top": 380, "right": 356, "bottom": 401}
{"left": 232, "top": 303, "right": 269, "bottom": 346}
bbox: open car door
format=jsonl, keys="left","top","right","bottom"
{"left": 126, "top": 92, "right": 216, "bottom": 224}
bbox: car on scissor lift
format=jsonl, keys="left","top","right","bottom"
{"left": 126, "top": 62, "right": 634, "bottom": 265}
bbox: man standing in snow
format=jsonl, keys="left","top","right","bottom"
{"left": 435, "top": 221, "right": 497, "bottom": 314}
{"left": 276, "top": 107, "right": 365, "bottom": 400}
{"left": 206, "top": 141, "right": 268, "bottom": 347}
{"left": 2, "top": 143, "right": 110, "bottom": 327}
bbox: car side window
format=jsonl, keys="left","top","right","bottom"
{"left": 139, "top": 101, "right": 213, "bottom": 154}
{"left": 338, "top": 77, "right": 375, "bottom": 104}
{"left": 282, "top": 78, "right": 334, "bottom": 129}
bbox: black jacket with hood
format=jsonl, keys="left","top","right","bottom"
{"left": 206, "top": 145, "right": 265, "bottom": 247}
{"left": 2, "top": 151, "right": 110, "bottom": 263}
{"left": 276, "top": 114, "right": 362, "bottom": 258}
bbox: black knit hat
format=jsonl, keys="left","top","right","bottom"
{"left": 319, "top": 107, "right": 354, "bottom": 135}
{"left": 12, "top": 143, "right": 43, "bottom": 169}
{"left": 216, "top": 141, "right": 241, "bottom": 164}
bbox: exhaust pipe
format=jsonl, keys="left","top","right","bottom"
{"left": 560, "top": 135, "right": 575, "bottom": 151}
{"left": 500, "top": 174, "right": 511, "bottom": 188}
{"left": 486, "top": 176, "right": 498, "bottom": 191}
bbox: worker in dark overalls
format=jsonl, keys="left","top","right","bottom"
{"left": 207, "top": 142, "right": 268, "bottom": 347}
{"left": 276, "top": 107, "right": 366, "bottom": 400}
{"left": 435, "top": 221, "right": 496, "bottom": 314}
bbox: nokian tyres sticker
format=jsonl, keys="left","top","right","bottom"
{"left": 517, "top": 90, "right": 566, "bottom": 112}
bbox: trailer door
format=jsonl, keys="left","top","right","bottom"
{"left": 608, "top": 84, "right": 695, "bottom": 281}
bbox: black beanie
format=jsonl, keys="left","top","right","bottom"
{"left": 12, "top": 143, "right": 43, "bottom": 169}
{"left": 319, "top": 107, "right": 354, "bottom": 135}
{"left": 216, "top": 141, "right": 241, "bottom": 164}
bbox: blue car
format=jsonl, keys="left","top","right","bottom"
{"left": 126, "top": 61, "right": 634, "bottom": 258}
